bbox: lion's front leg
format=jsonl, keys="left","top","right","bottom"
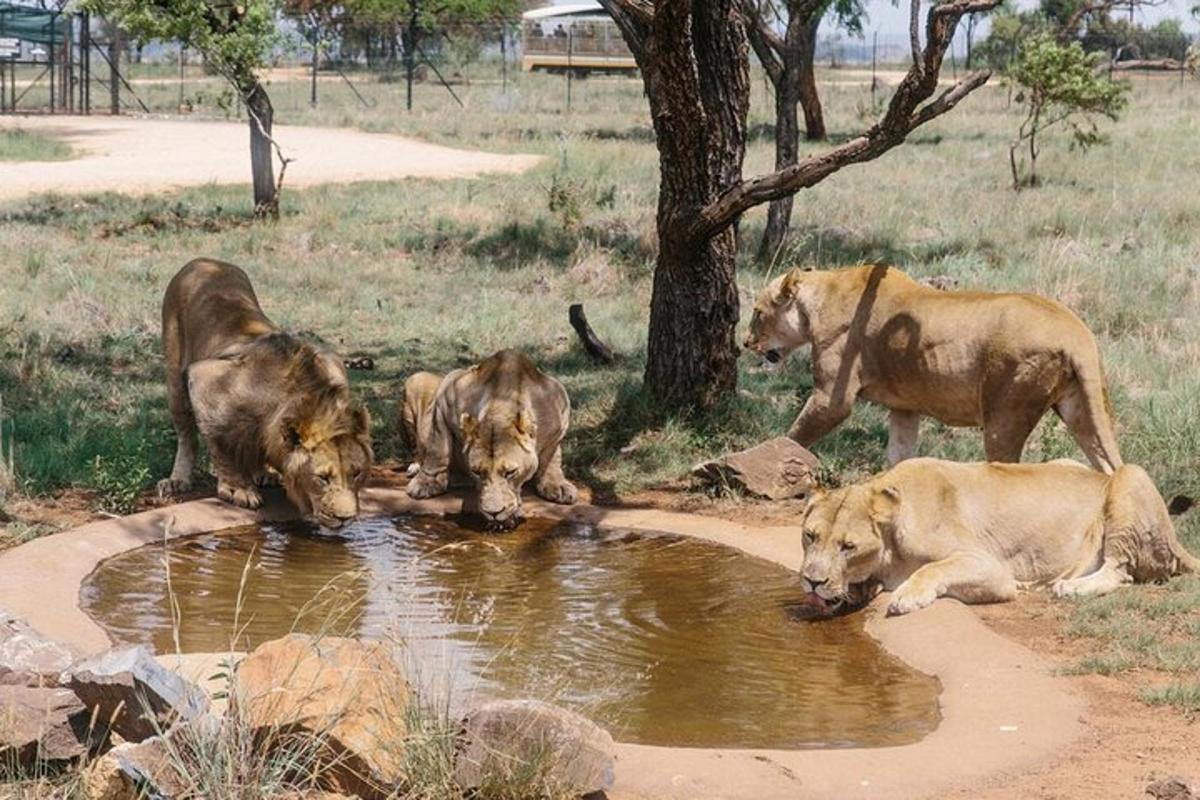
{"left": 534, "top": 444, "right": 578, "bottom": 505}
{"left": 211, "top": 458, "right": 263, "bottom": 510}
{"left": 786, "top": 389, "right": 856, "bottom": 447}
{"left": 406, "top": 397, "right": 454, "bottom": 500}
{"left": 888, "top": 550, "right": 1016, "bottom": 616}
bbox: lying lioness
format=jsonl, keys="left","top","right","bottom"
{"left": 744, "top": 264, "right": 1122, "bottom": 473}
{"left": 402, "top": 349, "right": 577, "bottom": 530}
{"left": 160, "top": 259, "right": 372, "bottom": 528}
{"left": 800, "top": 458, "right": 1198, "bottom": 617}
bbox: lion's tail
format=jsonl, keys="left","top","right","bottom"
{"left": 1066, "top": 342, "right": 1123, "bottom": 475}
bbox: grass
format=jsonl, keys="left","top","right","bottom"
{"left": 0, "top": 63, "right": 1198, "bottom": 703}
{"left": 0, "top": 129, "right": 74, "bottom": 162}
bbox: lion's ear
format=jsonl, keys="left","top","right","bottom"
{"left": 870, "top": 484, "right": 901, "bottom": 528}
{"left": 512, "top": 410, "right": 536, "bottom": 442}
{"left": 778, "top": 269, "right": 804, "bottom": 302}
{"left": 460, "top": 412, "right": 479, "bottom": 444}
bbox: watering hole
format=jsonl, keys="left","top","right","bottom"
{"left": 81, "top": 515, "right": 940, "bottom": 749}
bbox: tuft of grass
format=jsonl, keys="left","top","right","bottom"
{"left": 0, "top": 128, "right": 74, "bottom": 162}
{"left": 1141, "top": 682, "right": 1200, "bottom": 716}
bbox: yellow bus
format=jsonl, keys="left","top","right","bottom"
{"left": 521, "top": 3, "right": 638, "bottom": 74}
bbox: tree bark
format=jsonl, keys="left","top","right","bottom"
{"left": 245, "top": 80, "right": 277, "bottom": 218}
{"left": 796, "top": 16, "right": 825, "bottom": 140}
{"left": 611, "top": 0, "right": 749, "bottom": 411}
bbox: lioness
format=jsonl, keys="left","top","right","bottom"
{"left": 160, "top": 259, "right": 372, "bottom": 528}
{"left": 800, "top": 458, "right": 1198, "bottom": 617}
{"left": 744, "top": 264, "right": 1122, "bottom": 473}
{"left": 402, "top": 349, "right": 578, "bottom": 530}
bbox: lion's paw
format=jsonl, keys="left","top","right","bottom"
{"left": 254, "top": 470, "right": 281, "bottom": 488}
{"left": 537, "top": 479, "right": 578, "bottom": 505}
{"left": 407, "top": 471, "right": 447, "bottom": 500}
{"left": 218, "top": 482, "right": 263, "bottom": 510}
{"left": 887, "top": 583, "right": 938, "bottom": 617}
{"left": 156, "top": 477, "right": 192, "bottom": 500}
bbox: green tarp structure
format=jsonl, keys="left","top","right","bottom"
{"left": 0, "top": 3, "right": 70, "bottom": 47}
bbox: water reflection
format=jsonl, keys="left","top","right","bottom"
{"left": 81, "top": 516, "right": 940, "bottom": 749}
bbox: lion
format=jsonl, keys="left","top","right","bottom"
{"left": 159, "top": 258, "right": 373, "bottom": 529}
{"left": 402, "top": 349, "right": 578, "bottom": 530}
{"left": 799, "top": 458, "right": 1199, "bottom": 617}
{"left": 743, "top": 264, "right": 1122, "bottom": 473}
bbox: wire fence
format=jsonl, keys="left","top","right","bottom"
{"left": 1, "top": 17, "right": 1195, "bottom": 118}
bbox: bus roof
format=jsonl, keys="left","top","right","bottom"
{"left": 521, "top": 3, "right": 609, "bottom": 22}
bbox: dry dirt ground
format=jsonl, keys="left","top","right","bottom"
{"left": 0, "top": 115, "right": 541, "bottom": 200}
{"left": 4, "top": 473, "right": 1196, "bottom": 798}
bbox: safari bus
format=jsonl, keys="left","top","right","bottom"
{"left": 520, "top": 2, "right": 638, "bottom": 74}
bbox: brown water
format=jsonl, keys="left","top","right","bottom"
{"left": 81, "top": 516, "right": 940, "bottom": 749}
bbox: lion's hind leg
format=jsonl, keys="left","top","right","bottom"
{"left": 888, "top": 548, "right": 1017, "bottom": 616}
{"left": 1052, "top": 558, "right": 1130, "bottom": 598}
{"left": 400, "top": 372, "right": 443, "bottom": 477}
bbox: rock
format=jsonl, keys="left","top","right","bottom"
{"left": 233, "top": 634, "right": 409, "bottom": 800}
{"left": 0, "top": 609, "right": 76, "bottom": 688}
{"left": 692, "top": 437, "right": 820, "bottom": 501}
{"left": 1147, "top": 776, "right": 1195, "bottom": 800}
{"left": 67, "top": 646, "right": 210, "bottom": 743}
{"left": 0, "top": 684, "right": 96, "bottom": 767}
{"left": 454, "top": 699, "right": 615, "bottom": 795}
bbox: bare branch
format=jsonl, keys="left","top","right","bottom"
{"left": 742, "top": 0, "right": 785, "bottom": 85}
{"left": 1059, "top": 0, "right": 1166, "bottom": 40}
{"left": 693, "top": 0, "right": 1000, "bottom": 239}
{"left": 596, "top": 0, "right": 653, "bottom": 56}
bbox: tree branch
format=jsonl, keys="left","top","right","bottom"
{"left": 1059, "top": 0, "right": 1166, "bottom": 40}
{"left": 596, "top": 0, "right": 653, "bottom": 56}
{"left": 693, "top": 0, "right": 1000, "bottom": 239}
{"left": 742, "top": 0, "right": 785, "bottom": 85}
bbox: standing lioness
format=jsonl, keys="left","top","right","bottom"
{"left": 744, "top": 264, "right": 1122, "bottom": 472}
{"left": 159, "top": 259, "right": 372, "bottom": 528}
{"left": 402, "top": 350, "right": 577, "bottom": 530}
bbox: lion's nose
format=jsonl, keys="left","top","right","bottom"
{"left": 804, "top": 576, "right": 827, "bottom": 591}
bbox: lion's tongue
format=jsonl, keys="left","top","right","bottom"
{"left": 806, "top": 592, "right": 830, "bottom": 612}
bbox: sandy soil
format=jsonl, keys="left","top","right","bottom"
{"left": 0, "top": 115, "right": 541, "bottom": 201}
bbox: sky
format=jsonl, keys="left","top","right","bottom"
{"left": 546, "top": 0, "right": 1200, "bottom": 36}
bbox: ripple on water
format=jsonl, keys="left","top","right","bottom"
{"left": 80, "top": 515, "right": 940, "bottom": 749}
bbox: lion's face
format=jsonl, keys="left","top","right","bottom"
{"left": 460, "top": 408, "right": 538, "bottom": 531}
{"left": 743, "top": 271, "right": 810, "bottom": 367}
{"left": 279, "top": 404, "right": 373, "bottom": 530}
{"left": 799, "top": 484, "right": 897, "bottom": 614}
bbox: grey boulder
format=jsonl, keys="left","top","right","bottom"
{"left": 692, "top": 436, "right": 820, "bottom": 500}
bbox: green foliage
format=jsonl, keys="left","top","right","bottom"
{"left": 1008, "top": 34, "right": 1129, "bottom": 188}
{"left": 974, "top": 6, "right": 1052, "bottom": 70}
{"left": 80, "top": 0, "right": 283, "bottom": 88}
{"left": 90, "top": 447, "right": 154, "bottom": 515}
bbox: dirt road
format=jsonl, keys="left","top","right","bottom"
{"left": 0, "top": 115, "right": 541, "bottom": 201}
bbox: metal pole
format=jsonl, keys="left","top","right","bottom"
{"left": 310, "top": 37, "right": 318, "bottom": 107}
{"left": 109, "top": 36, "right": 119, "bottom": 114}
{"left": 566, "top": 23, "right": 573, "bottom": 113}
{"left": 871, "top": 31, "right": 877, "bottom": 107}
{"left": 82, "top": 12, "right": 90, "bottom": 114}
{"left": 178, "top": 45, "right": 185, "bottom": 110}
{"left": 500, "top": 24, "right": 507, "bottom": 94}
{"left": 49, "top": 14, "right": 56, "bottom": 112}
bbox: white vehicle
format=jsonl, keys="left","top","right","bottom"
{"left": 521, "top": 2, "right": 637, "bottom": 74}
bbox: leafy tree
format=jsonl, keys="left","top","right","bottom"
{"left": 974, "top": 5, "right": 1052, "bottom": 70}
{"left": 596, "top": 0, "right": 999, "bottom": 412}
{"left": 84, "top": 0, "right": 287, "bottom": 217}
{"left": 1008, "top": 33, "right": 1129, "bottom": 189}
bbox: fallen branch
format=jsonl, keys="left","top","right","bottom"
{"left": 569, "top": 304, "right": 616, "bottom": 365}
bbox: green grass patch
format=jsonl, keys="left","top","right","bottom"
{"left": 0, "top": 128, "right": 74, "bottom": 162}
{"left": 1141, "top": 681, "right": 1200, "bottom": 715}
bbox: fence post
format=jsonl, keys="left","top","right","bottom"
{"left": 566, "top": 23, "right": 573, "bottom": 113}
{"left": 871, "top": 31, "right": 877, "bottom": 107}
{"left": 108, "top": 36, "right": 119, "bottom": 114}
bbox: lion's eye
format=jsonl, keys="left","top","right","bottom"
{"left": 840, "top": 541, "right": 856, "bottom": 553}
{"left": 503, "top": 467, "right": 519, "bottom": 480}
{"left": 803, "top": 531, "right": 817, "bottom": 546}
{"left": 317, "top": 473, "right": 332, "bottom": 485}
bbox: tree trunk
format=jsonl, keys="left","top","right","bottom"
{"left": 245, "top": 80, "right": 277, "bottom": 218}
{"left": 796, "top": 17, "right": 826, "bottom": 141}
{"left": 638, "top": 2, "right": 750, "bottom": 411}
{"left": 757, "top": 78, "right": 799, "bottom": 262}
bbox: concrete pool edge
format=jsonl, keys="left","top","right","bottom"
{"left": 0, "top": 487, "right": 1083, "bottom": 800}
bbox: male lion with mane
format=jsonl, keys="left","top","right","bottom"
{"left": 744, "top": 264, "right": 1122, "bottom": 472}
{"left": 402, "top": 349, "right": 577, "bottom": 530}
{"left": 159, "top": 259, "right": 372, "bottom": 529}
{"left": 799, "top": 458, "right": 1198, "bottom": 617}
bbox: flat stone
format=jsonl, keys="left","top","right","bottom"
{"left": 67, "top": 645, "right": 210, "bottom": 743}
{"left": 454, "top": 699, "right": 615, "bottom": 795}
{"left": 692, "top": 437, "right": 819, "bottom": 500}
{"left": 1147, "top": 776, "right": 1196, "bottom": 800}
{"left": 0, "top": 684, "right": 95, "bottom": 767}
{"left": 0, "top": 609, "right": 76, "bottom": 688}
{"left": 233, "top": 634, "right": 409, "bottom": 800}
